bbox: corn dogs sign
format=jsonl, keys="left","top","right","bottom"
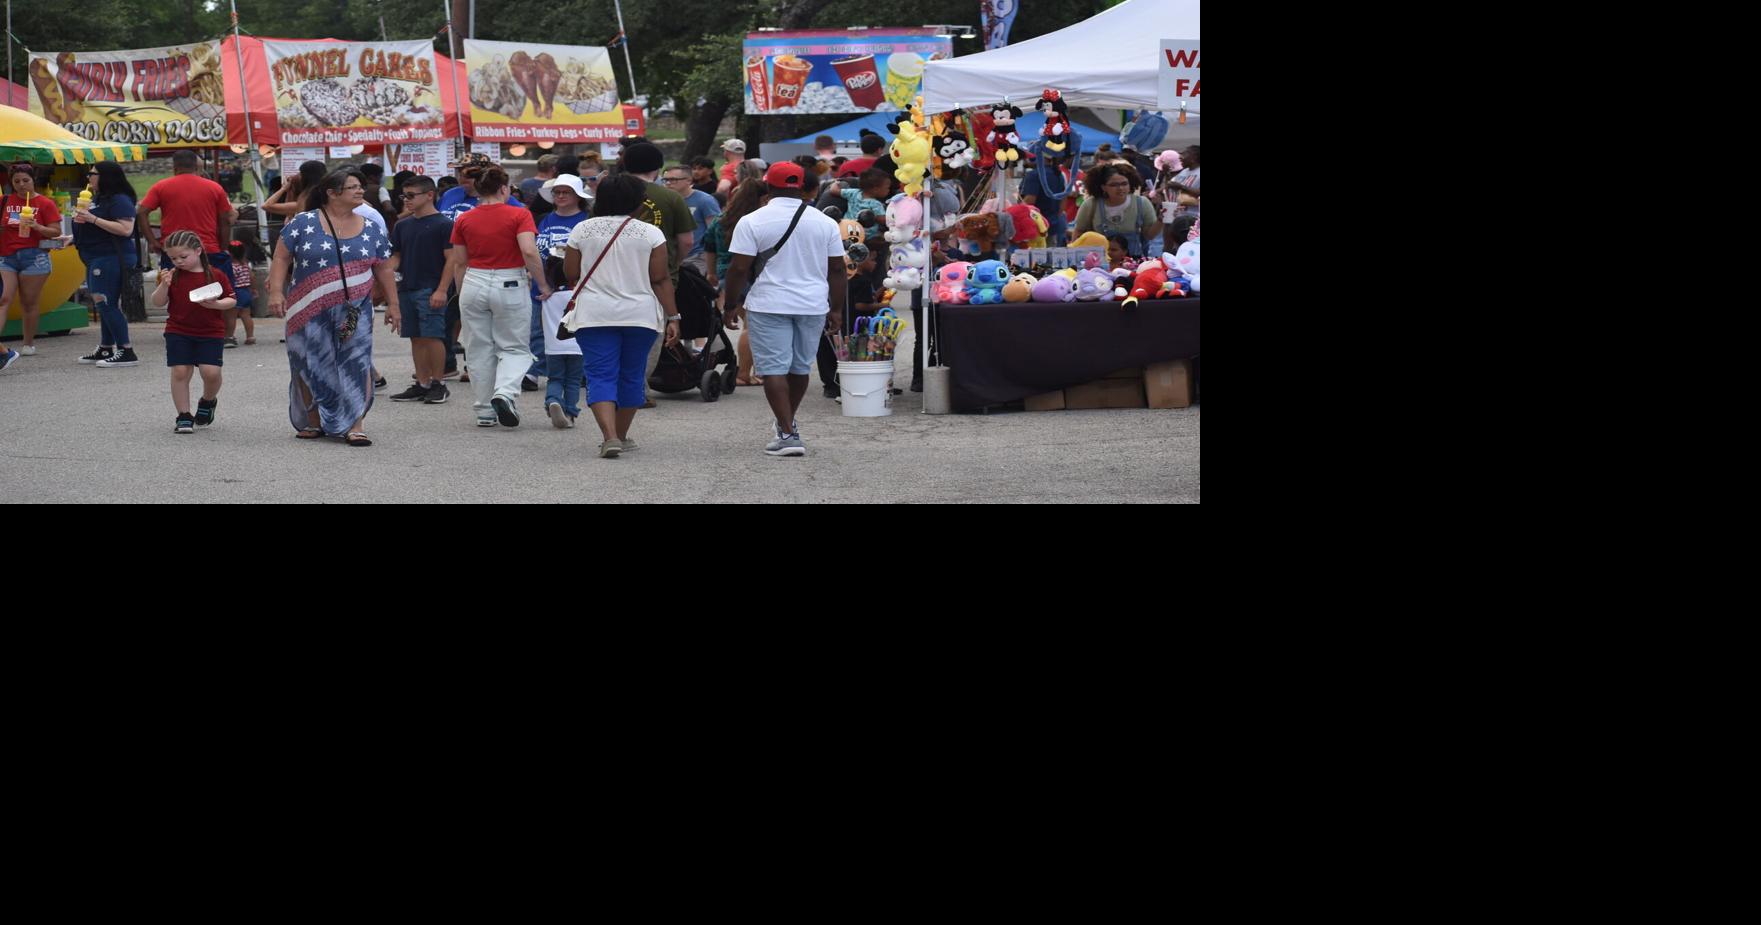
{"left": 27, "top": 43, "right": 228, "bottom": 147}
{"left": 463, "top": 40, "right": 624, "bottom": 142}
{"left": 264, "top": 40, "right": 445, "bottom": 145}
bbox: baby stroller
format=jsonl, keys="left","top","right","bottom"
{"left": 649, "top": 264, "right": 740, "bottom": 401}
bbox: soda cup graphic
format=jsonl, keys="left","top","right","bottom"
{"left": 769, "top": 55, "right": 813, "bottom": 110}
{"left": 883, "top": 52, "right": 925, "bottom": 110}
{"left": 745, "top": 55, "right": 771, "bottom": 114}
{"left": 831, "top": 54, "right": 885, "bottom": 110}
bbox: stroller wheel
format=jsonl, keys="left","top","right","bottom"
{"left": 701, "top": 370, "right": 722, "bottom": 402}
{"left": 721, "top": 368, "right": 738, "bottom": 394}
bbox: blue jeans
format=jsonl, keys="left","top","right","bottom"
{"left": 527, "top": 296, "right": 546, "bottom": 378}
{"left": 576, "top": 326, "right": 658, "bottom": 409}
{"left": 545, "top": 354, "right": 584, "bottom": 418}
{"left": 81, "top": 252, "right": 130, "bottom": 346}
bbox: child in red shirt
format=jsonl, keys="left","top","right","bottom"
{"left": 152, "top": 231, "right": 237, "bottom": 434}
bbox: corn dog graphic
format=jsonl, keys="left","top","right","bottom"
{"left": 29, "top": 58, "right": 68, "bottom": 123}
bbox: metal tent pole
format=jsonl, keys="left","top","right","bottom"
{"left": 230, "top": 1, "right": 269, "bottom": 249}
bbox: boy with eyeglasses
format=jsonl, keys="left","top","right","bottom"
{"left": 386, "top": 176, "right": 457, "bottom": 404}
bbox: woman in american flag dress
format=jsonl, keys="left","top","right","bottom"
{"left": 267, "top": 169, "right": 402, "bottom": 447}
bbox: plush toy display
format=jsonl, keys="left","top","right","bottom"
{"left": 1120, "top": 109, "right": 1170, "bottom": 154}
{"left": 1174, "top": 239, "right": 1200, "bottom": 293}
{"left": 1004, "top": 203, "right": 1049, "bottom": 249}
{"left": 1030, "top": 273, "right": 1077, "bottom": 302}
{"left": 934, "top": 117, "right": 975, "bottom": 172}
{"left": 1003, "top": 273, "right": 1036, "bottom": 303}
{"left": 987, "top": 99, "right": 1024, "bottom": 164}
{"left": 1074, "top": 267, "right": 1116, "bottom": 301}
{"left": 957, "top": 213, "right": 1002, "bottom": 256}
{"left": 838, "top": 218, "right": 865, "bottom": 249}
{"left": 1118, "top": 252, "right": 1188, "bottom": 308}
{"left": 884, "top": 240, "right": 927, "bottom": 292}
{"left": 1036, "top": 89, "right": 1072, "bottom": 153}
{"left": 890, "top": 121, "right": 932, "bottom": 195}
{"left": 965, "top": 260, "right": 1011, "bottom": 304}
{"left": 882, "top": 194, "right": 923, "bottom": 245}
{"left": 934, "top": 261, "right": 975, "bottom": 304}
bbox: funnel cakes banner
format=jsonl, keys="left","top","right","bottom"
{"left": 264, "top": 40, "right": 444, "bottom": 144}
{"left": 742, "top": 29, "right": 951, "bottom": 115}
{"left": 463, "top": 40, "right": 623, "bottom": 142}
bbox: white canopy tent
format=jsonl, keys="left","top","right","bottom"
{"left": 920, "top": 0, "right": 1200, "bottom": 114}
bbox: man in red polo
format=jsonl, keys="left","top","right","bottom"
{"left": 138, "top": 149, "right": 238, "bottom": 279}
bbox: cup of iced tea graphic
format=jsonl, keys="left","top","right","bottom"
{"left": 831, "top": 54, "right": 885, "bottom": 110}
{"left": 883, "top": 52, "right": 925, "bottom": 110}
{"left": 769, "top": 54, "right": 813, "bottom": 110}
{"left": 745, "top": 55, "right": 772, "bottom": 113}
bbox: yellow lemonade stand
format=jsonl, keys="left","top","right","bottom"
{"left": 0, "top": 106, "right": 146, "bottom": 339}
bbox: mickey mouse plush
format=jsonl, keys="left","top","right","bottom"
{"left": 988, "top": 99, "right": 1023, "bottom": 164}
{"left": 1036, "top": 89, "right": 1070, "bottom": 154}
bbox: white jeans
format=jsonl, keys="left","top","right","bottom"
{"left": 460, "top": 267, "right": 535, "bottom": 412}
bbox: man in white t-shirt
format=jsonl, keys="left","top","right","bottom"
{"left": 722, "top": 162, "right": 846, "bottom": 457}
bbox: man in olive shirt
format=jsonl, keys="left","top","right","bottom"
{"left": 618, "top": 142, "right": 696, "bottom": 404}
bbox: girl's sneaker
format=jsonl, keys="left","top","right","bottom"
{"left": 0, "top": 349, "right": 19, "bottom": 373}
{"left": 96, "top": 347, "right": 140, "bottom": 368}
{"left": 195, "top": 398, "right": 218, "bottom": 426}
{"left": 78, "top": 346, "right": 114, "bottom": 365}
{"left": 174, "top": 414, "right": 196, "bottom": 434}
{"left": 17, "top": 345, "right": 36, "bottom": 356}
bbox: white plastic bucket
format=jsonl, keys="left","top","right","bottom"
{"left": 837, "top": 360, "right": 895, "bottom": 417}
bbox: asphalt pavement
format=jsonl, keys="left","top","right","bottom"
{"left": 2, "top": 314, "right": 1200, "bottom": 503}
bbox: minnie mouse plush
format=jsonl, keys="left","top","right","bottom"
{"left": 1036, "top": 89, "right": 1071, "bottom": 154}
{"left": 988, "top": 99, "right": 1023, "bottom": 164}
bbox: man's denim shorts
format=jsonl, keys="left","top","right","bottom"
{"left": 747, "top": 310, "right": 825, "bottom": 376}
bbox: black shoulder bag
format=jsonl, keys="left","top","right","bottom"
{"left": 319, "top": 209, "right": 366, "bottom": 341}
{"left": 741, "top": 199, "right": 811, "bottom": 304}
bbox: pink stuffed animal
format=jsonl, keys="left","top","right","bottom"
{"left": 934, "top": 261, "right": 975, "bottom": 304}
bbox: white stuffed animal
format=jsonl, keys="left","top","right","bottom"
{"left": 1174, "top": 240, "right": 1200, "bottom": 293}
{"left": 884, "top": 239, "right": 928, "bottom": 290}
{"left": 882, "top": 194, "right": 923, "bottom": 245}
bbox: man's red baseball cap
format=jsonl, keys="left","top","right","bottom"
{"left": 765, "top": 162, "right": 806, "bottom": 189}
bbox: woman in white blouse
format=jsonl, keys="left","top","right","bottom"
{"left": 561, "top": 174, "right": 681, "bottom": 459}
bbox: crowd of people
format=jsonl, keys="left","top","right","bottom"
{"left": 1, "top": 128, "right": 1196, "bottom": 458}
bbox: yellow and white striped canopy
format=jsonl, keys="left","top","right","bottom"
{"left": 0, "top": 106, "right": 146, "bottom": 164}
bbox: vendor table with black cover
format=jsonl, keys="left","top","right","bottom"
{"left": 937, "top": 298, "right": 1200, "bottom": 412}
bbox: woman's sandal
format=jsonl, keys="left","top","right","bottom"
{"left": 244, "top": 338, "right": 257, "bottom": 346}
{"left": 295, "top": 428, "right": 324, "bottom": 439}
{"left": 345, "top": 432, "right": 373, "bottom": 447}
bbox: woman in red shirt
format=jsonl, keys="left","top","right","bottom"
{"left": 2, "top": 163, "right": 66, "bottom": 356}
{"left": 446, "top": 167, "right": 552, "bottom": 428}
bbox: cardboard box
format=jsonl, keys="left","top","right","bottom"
{"left": 1145, "top": 359, "right": 1193, "bottom": 409}
{"left": 1065, "top": 377, "right": 1146, "bottom": 409}
{"left": 1024, "top": 391, "right": 1067, "bottom": 412}
{"left": 1103, "top": 367, "right": 1141, "bottom": 380}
